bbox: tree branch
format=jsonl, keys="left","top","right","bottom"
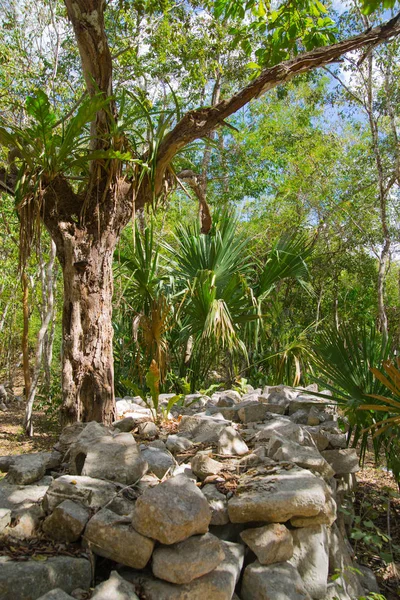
{"left": 155, "top": 12, "right": 400, "bottom": 188}
{"left": 64, "top": 0, "right": 115, "bottom": 152}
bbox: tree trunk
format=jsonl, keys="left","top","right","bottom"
{"left": 56, "top": 226, "right": 118, "bottom": 426}
{"left": 377, "top": 240, "right": 390, "bottom": 341}
{"left": 24, "top": 240, "right": 57, "bottom": 436}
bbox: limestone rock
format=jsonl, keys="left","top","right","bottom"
{"left": 43, "top": 475, "right": 119, "bottom": 513}
{"left": 131, "top": 474, "right": 211, "bottom": 544}
{"left": 289, "top": 491, "right": 336, "bottom": 527}
{"left": 202, "top": 483, "right": 229, "bottom": 525}
{"left": 7, "top": 452, "right": 61, "bottom": 485}
{"left": 304, "top": 427, "right": 330, "bottom": 451}
{"left": 0, "top": 556, "right": 91, "bottom": 600}
{"left": 321, "top": 449, "right": 359, "bottom": 475}
{"left": 218, "top": 426, "right": 248, "bottom": 456}
{"left": 228, "top": 465, "right": 336, "bottom": 524}
{"left": 112, "top": 417, "right": 136, "bottom": 432}
{"left": 218, "top": 390, "right": 242, "bottom": 404}
{"left": 191, "top": 452, "right": 223, "bottom": 480}
{"left": 55, "top": 423, "right": 87, "bottom": 455}
{"left": 165, "top": 434, "right": 193, "bottom": 453}
{"left": 79, "top": 433, "right": 148, "bottom": 484}
{"left": 68, "top": 422, "right": 113, "bottom": 473}
{"left": 37, "top": 591, "right": 75, "bottom": 600}
{"left": 240, "top": 523, "right": 293, "bottom": 565}
{"left": 91, "top": 571, "right": 139, "bottom": 599}
{"left": 290, "top": 409, "right": 310, "bottom": 424}
{"left": 289, "top": 396, "right": 332, "bottom": 415}
{"left": 289, "top": 525, "right": 329, "bottom": 599}
{"left": 42, "top": 499, "right": 90, "bottom": 542}
{"left": 269, "top": 436, "right": 335, "bottom": 479}
{"left": 84, "top": 507, "right": 154, "bottom": 569}
{"left": 325, "top": 431, "right": 347, "bottom": 449}
{"left": 122, "top": 541, "right": 244, "bottom": 600}
{"left": 152, "top": 532, "right": 225, "bottom": 584}
{"left": 141, "top": 446, "right": 175, "bottom": 479}
{"left": 241, "top": 561, "right": 312, "bottom": 600}
{"left": 2, "top": 503, "right": 45, "bottom": 540}
{"left": 137, "top": 421, "right": 158, "bottom": 439}
{"left": 255, "top": 419, "right": 313, "bottom": 447}
{"left": 237, "top": 402, "right": 269, "bottom": 424}
{"left": 178, "top": 414, "right": 229, "bottom": 443}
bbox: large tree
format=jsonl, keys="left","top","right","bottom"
{"left": 1, "top": 0, "right": 400, "bottom": 425}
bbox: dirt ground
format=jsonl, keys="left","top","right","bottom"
{"left": 0, "top": 403, "right": 399, "bottom": 599}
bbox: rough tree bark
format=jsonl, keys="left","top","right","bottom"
{"left": 2, "top": 2, "right": 400, "bottom": 424}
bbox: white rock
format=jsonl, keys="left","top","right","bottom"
{"left": 84, "top": 507, "right": 154, "bottom": 569}
{"left": 91, "top": 571, "right": 139, "bottom": 599}
{"left": 218, "top": 426, "right": 249, "bottom": 456}
{"left": 240, "top": 523, "right": 293, "bottom": 565}
{"left": 152, "top": 532, "right": 225, "bottom": 584}
{"left": 289, "top": 525, "right": 329, "bottom": 599}
{"left": 131, "top": 474, "right": 211, "bottom": 544}
{"left": 241, "top": 561, "right": 311, "bottom": 600}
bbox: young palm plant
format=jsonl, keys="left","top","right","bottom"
{"left": 311, "top": 321, "right": 392, "bottom": 466}
{"left": 359, "top": 358, "right": 400, "bottom": 485}
{"left": 166, "top": 210, "right": 256, "bottom": 389}
{"left": 113, "top": 221, "right": 172, "bottom": 392}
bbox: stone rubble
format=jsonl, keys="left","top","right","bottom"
{"left": 0, "top": 383, "right": 378, "bottom": 600}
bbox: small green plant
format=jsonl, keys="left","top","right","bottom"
{"left": 233, "top": 377, "right": 249, "bottom": 394}
{"left": 122, "top": 360, "right": 181, "bottom": 422}
{"left": 341, "top": 490, "right": 400, "bottom": 567}
{"left": 36, "top": 375, "right": 63, "bottom": 425}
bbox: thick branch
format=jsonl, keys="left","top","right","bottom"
{"left": 64, "top": 0, "right": 115, "bottom": 151}
{"left": 156, "top": 13, "right": 400, "bottom": 183}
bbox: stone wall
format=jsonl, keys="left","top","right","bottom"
{"left": 0, "top": 385, "right": 381, "bottom": 599}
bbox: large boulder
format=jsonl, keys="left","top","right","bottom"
{"left": 68, "top": 422, "right": 112, "bottom": 473}
{"left": 6, "top": 452, "right": 61, "bottom": 485}
{"left": 78, "top": 433, "right": 148, "bottom": 484}
{"left": 240, "top": 523, "right": 293, "bottom": 565}
{"left": 289, "top": 525, "right": 329, "bottom": 599}
{"left": 42, "top": 499, "right": 90, "bottom": 543}
{"left": 178, "top": 415, "right": 229, "bottom": 443}
{"left": 131, "top": 474, "right": 211, "bottom": 544}
{"left": 268, "top": 436, "right": 335, "bottom": 479}
{"left": 122, "top": 541, "right": 244, "bottom": 600}
{"left": 0, "top": 556, "right": 91, "bottom": 600}
{"left": 84, "top": 507, "right": 154, "bottom": 569}
{"left": 228, "top": 465, "right": 336, "bottom": 524}
{"left": 43, "top": 475, "right": 119, "bottom": 513}
{"left": 152, "top": 532, "right": 225, "bottom": 584}
{"left": 140, "top": 446, "right": 175, "bottom": 479}
{"left": 321, "top": 449, "right": 359, "bottom": 475}
{"left": 191, "top": 452, "right": 223, "bottom": 480}
{"left": 91, "top": 571, "right": 140, "bottom": 600}
{"left": 241, "top": 561, "right": 312, "bottom": 600}
{"left": 218, "top": 426, "right": 249, "bottom": 456}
